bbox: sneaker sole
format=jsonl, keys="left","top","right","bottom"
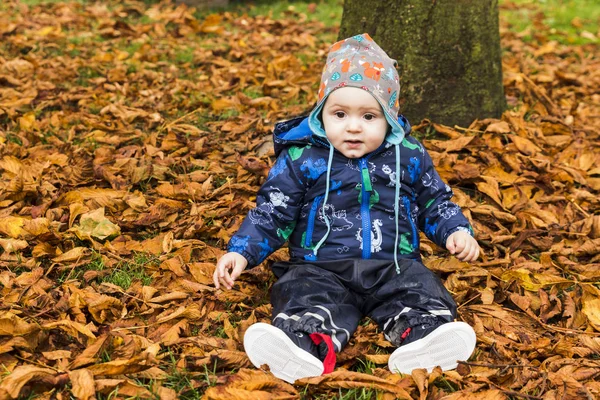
{"left": 388, "top": 321, "right": 476, "bottom": 374}
{"left": 244, "top": 323, "right": 324, "bottom": 383}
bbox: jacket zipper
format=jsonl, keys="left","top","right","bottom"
{"left": 305, "top": 195, "right": 324, "bottom": 248}
{"left": 403, "top": 196, "right": 418, "bottom": 249}
{"left": 359, "top": 157, "right": 372, "bottom": 259}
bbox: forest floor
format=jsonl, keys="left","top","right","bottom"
{"left": 0, "top": 0, "right": 599, "bottom": 399}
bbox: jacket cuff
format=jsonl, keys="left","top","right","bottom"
{"left": 226, "top": 248, "right": 256, "bottom": 269}
{"left": 441, "top": 225, "right": 474, "bottom": 246}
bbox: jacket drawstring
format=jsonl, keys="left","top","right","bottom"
{"left": 394, "top": 143, "right": 401, "bottom": 274}
{"left": 312, "top": 145, "right": 335, "bottom": 257}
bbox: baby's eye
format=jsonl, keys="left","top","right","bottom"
{"left": 364, "top": 114, "right": 376, "bottom": 121}
{"left": 334, "top": 111, "right": 346, "bottom": 118}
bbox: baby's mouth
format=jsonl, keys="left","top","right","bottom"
{"left": 345, "top": 140, "right": 363, "bottom": 148}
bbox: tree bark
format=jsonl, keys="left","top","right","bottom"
{"left": 339, "top": 0, "right": 506, "bottom": 127}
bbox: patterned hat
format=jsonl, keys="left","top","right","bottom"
{"left": 308, "top": 33, "right": 405, "bottom": 145}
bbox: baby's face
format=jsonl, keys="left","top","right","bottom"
{"left": 322, "top": 87, "right": 388, "bottom": 159}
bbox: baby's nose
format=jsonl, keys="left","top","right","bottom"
{"left": 347, "top": 118, "right": 362, "bottom": 132}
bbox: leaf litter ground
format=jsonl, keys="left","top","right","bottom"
{"left": 0, "top": 1, "right": 599, "bottom": 399}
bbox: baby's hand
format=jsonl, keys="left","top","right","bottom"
{"left": 214, "top": 252, "right": 248, "bottom": 290}
{"left": 446, "top": 231, "right": 480, "bottom": 262}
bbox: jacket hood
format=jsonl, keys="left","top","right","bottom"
{"left": 273, "top": 115, "right": 411, "bottom": 158}
{"left": 307, "top": 33, "right": 405, "bottom": 145}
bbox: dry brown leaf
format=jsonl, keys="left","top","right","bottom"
{"left": 298, "top": 370, "right": 413, "bottom": 398}
{"left": 0, "top": 365, "right": 57, "bottom": 399}
{"left": 68, "top": 369, "right": 95, "bottom": 400}
{"left": 0, "top": 312, "right": 38, "bottom": 336}
{"left": 0, "top": 2, "right": 599, "bottom": 399}
{"left": 442, "top": 389, "right": 508, "bottom": 399}
{"left": 203, "top": 368, "right": 297, "bottom": 400}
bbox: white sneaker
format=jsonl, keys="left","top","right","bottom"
{"left": 243, "top": 323, "right": 324, "bottom": 383}
{"left": 388, "top": 321, "right": 476, "bottom": 374}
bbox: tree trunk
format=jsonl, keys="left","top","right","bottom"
{"left": 339, "top": 0, "right": 506, "bottom": 127}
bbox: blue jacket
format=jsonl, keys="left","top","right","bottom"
{"left": 228, "top": 116, "right": 473, "bottom": 268}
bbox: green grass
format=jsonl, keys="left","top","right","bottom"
{"left": 306, "top": 388, "right": 380, "bottom": 400}
{"left": 160, "top": 350, "right": 211, "bottom": 399}
{"left": 76, "top": 66, "right": 103, "bottom": 86}
{"left": 223, "top": 0, "right": 344, "bottom": 28}
{"left": 56, "top": 251, "right": 105, "bottom": 284}
{"left": 18, "top": 0, "right": 89, "bottom": 5}
{"left": 104, "top": 252, "right": 158, "bottom": 289}
{"left": 174, "top": 46, "right": 196, "bottom": 64}
{"left": 354, "top": 358, "right": 377, "bottom": 375}
{"left": 500, "top": 0, "right": 600, "bottom": 44}
{"left": 58, "top": 251, "right": 157, "bottom": 289}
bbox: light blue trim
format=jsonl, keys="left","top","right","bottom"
{"left": 312, "top": 145, "right": 335, "bottom": 256}
{"left": 308, "top": 99, "right": 327, "bottom": 138}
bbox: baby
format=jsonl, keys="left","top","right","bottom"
{"left": 215, "top": 33, "right": 479, "bottom": 383}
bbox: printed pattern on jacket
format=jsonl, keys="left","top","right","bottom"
{"left": 228, "top": 117, "right": 473, "bottom": 268}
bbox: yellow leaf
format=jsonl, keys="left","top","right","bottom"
{"left": 582, "top": 297, "right": 600, "bottom": 332}
{"left": 71, "top": 207, "right": 121, "bottom": 240}
{"left": 18, "top": 112, "right": 36, "bottom": 131}
{"left": 364, "top": 354, "right": 390, "bottom": 364}
{"left": 501, "top": 268, "right": 573, "bottom": 292}
{"left": 57, "top": 188, "right": 128, "bottom": 209}
{"left": 0, "top": 156, "right": 23, "bottom": 176}
{"left": 52, "top": 247, "right": 89, "bottom": 263}
{"left": 42, "top": 320, "right": 96, "bottom": 340}
{"left": 211, "top": 98, "right": 237, "bottom": 112}
{"left": 69, "top": 203, "right": 90, "bottom": 229}
{"left": 32, "top": 242, "right": 57, "bottom": 258}
{"left": 23, "top": 218, "right": 50, "bottom": 237}
{"left": 0, "top": 216, "right": 26, "bottom": 239}
{"left": 36, "top": 26, "right": 55, "bottom": 36}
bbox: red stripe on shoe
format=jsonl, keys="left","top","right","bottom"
{"left": 400, "top": 327, "right": 412, "bottom": 342}
{"left": 309, "top": 333, "right": 336, "bottom": 374}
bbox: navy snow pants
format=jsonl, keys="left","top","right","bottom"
{"left": 270, "top": 258, "right": 457, "bottom": 360}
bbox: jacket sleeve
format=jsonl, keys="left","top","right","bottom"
{"left": 227, "top": 148, "right": 307, "bottom": 268}
{"left": 413, "top": 148, "right": 473, "bottom": 248}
